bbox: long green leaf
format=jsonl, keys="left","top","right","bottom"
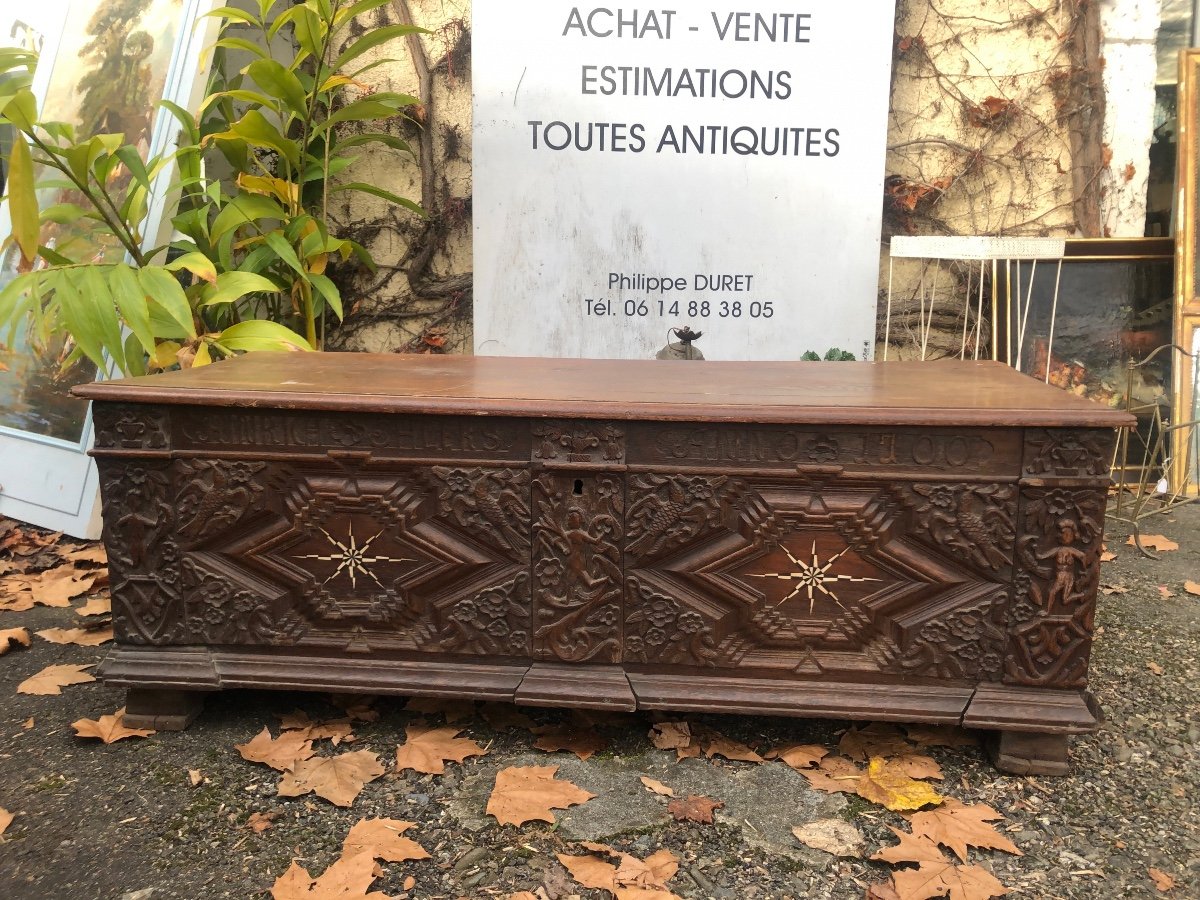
{"left": 211, "top": 193, "right": 287, "bottom": 242}
{"left": 5, "top": 133, "right": 39, "bottom": 263}
{"left": 108, "top": 263, "right": 155, "bottom": 358}
{"left": 138, "top": 267, "right": 196, "bottom": 339}
{"left": 208, "top": 109, "right": 299, "bottom": 167}
{"left": 216, "top": 319, "right": 313, "bottom": 351}
{"left": 245, "top": 59, "right": 307, "bottom": 117}
{"left": 314, "top": 95, "right": 417, "bottom": 134}
{"left": 263, "top": 231, "right": 305, "bottom": 276}
{"left": 166, "top": 251, "right": 218, "bottom": 285}
{"left": 205, "top": 5, "right": 261, "bottom": 26}
{"left": 306, "top": 272, "right": 342, "bottom": 319}
{"left": 199, "top": 271, "right": 283, "bottom": 307}
{"left": 334, "top": 131, "right": 412, "bottom": 154}
{"left": 330, "top": 182, "right": 424, "bottom": 216}
{"left": 333, "top": 24, "right": 426, "bottom": 71}
{"left": 213, "top": 36, "right": 270, "bottom": 59}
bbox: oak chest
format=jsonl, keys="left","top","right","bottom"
{"left": 76, "top": 354, "right": 1132, "bottom": 774}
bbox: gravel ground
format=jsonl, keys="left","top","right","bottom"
{"left": 0, "top": 505, "right": 1197, "bottom": 900}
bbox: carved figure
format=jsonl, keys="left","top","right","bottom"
{"left": 1037, "top": 518, "right": 1088, "bottom": 611}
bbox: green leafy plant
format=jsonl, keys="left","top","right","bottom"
{"left": 800, "top": 348, "right": 858, "bottom": 361}
{"left": 0, "top": 0, "right": 424, "bottom": 375}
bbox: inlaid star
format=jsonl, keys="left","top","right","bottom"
{"left": 293, "top": 523, "right": 414, "bottom": 589}
{"left": 744, "top": 540, "right": 880, "bottom": 614}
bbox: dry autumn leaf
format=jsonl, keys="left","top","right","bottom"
{"left": 648, "top": 721, "right": 691, "bottom": 750}
{"left": 17, "top": 663, "right": 96, "bottom": 695}
{"left": 839, "top": 723, "right": 913, "bottom": 761}
{"left": 639, "top": 776, "right": 675, "bottom": 797}
{"left": 486, "top": 765, "right": 595, "bottom": 825}
{"left": 908, "top": 799, "right": 1022, "bottom": 862}
{"left": 72, "top": 707, "right": 155, "bottom": 743}
{"left": 871, "top": 825, "right": 949, "bottom": 865}
{"left": 891, "top": 860, "right": 1008, "bottom": 900}
{"left": 532, "top": 724, "right": 608, "bottom": 760}
{"left": 277, "top": 750, "right": 386, "bottom": 807}
{"left": 0, "top": 587, "right": 35, "bottom": 613}
{"left": 856, "top": 757, "right": 945, "bottom": 811}
{"left": 0, "top": 626, "right": 30, "bottom": 655}
{"left": 791, "top": 818, "right": 864, "bottom": 857}
{"left": 700, "top": 729, "right": 763, "bottom": 763}
{"left": 766, "top": 743, "right": 828, "bottom": 770}
{"left": 247, "top": 811, "right": 278, "bottom": 833}
{"left": 188, "top": 769, "right": 206, "bottom": 787}
{"left": 1148, "top": 661, "right": 1165, "bottom": 676}
{"left": 1185, "top": 580, "right": 1200, "bottom": 597}
{"left": 341, "top": 817, "right": 430, "bottom": 863}
{"left": 394, "top": 725, "right": 486, "bottom": 774}
{"left": 270, "top": 852, "right": 388, "bottom": 900}
{"left": 1130, "top": 534, "right": 1179, "bottom": 552}
{"left": 279, "top": 710, "right": 355, "bottom": 744}
{"left": 1159, "top": 585, "right": 1177, "bottom": 599}
{"left": 331, "top": 694, "right": 380, "bottom": 722}
{"left": 867, "top": 880, "right": 903, "bottom": 900}
{"left": 667, "top": 795, "right": 724, "bottom": 824}
{"left": 558, "top": 845, "right": 682, "bottom": 898}
{"left": 35, "top": 626, "right": 113, "bottom": 646}
{"left": 1149, "top": 867, "right": 1176, "bottom": 892}
{"left": 29, "top": 566, "right": 96, "bottom": 607}
{"left": 799, "top": 755, "right": 863, "bottom": 793}
{"left": 63, "top": 545, "right": 107, "bottom": 565}
{"left": 0, "top": 808, "right": 12, "bottom": 837}
{"left": 236, "top": 727, "right": 315, "bottom": 772}
{"left": 890, "top": 754, "right": 945, "bottom": 781}
{"left": 75, "top": 596, "right": 111, "bottom": 617}
{"left": 1100, "top": 550, "right": 1117, "bottom": 562}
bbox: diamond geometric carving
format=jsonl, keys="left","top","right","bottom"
{"left": 625, "top": 477, "right": 1010, "bottom": 677}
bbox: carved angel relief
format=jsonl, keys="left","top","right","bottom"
{"left": 1006, "top": 487, "right": 1103, "bottom": 687}
{"left": 532, "top": 474, "right": 624, "bottom": 662}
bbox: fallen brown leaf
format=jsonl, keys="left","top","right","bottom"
{"left": 235, "top": 727, "right": 315, "bottom": 772}
{"left": 188, "top": 769, "right": 205, "bottom": 787}
{"left": 866, "top": 880, "right": 903, "bottom": 900}
{"left": 277, "top": 750, "right": 386, "bottom": 807}
{"left": 1100, "top": 550, "right": 1117, "bottom": 562}
{"left": 1130, "top": 534, "right": 1179, "bottom": 551}
{"left": 766, "top": 743, "right": 828, "bottom": 770}
{"left": 341, "top": 817, "right": 430, "bottom": 863}
{"left": 871, "top": 825, "right": 949, "bottom": 865}
{"left": 0, "top": 808, "right": 12, "bottom": 836}
{"left": 331, "top": 694, "right": 380, "bottom": 722}
{"left": 892, "top": 859, "right": 1008, "bottom": 900}
{"left": 62, "top": 545, "right": 107, "bottom": 565}
{"left": 0, "top": 587, "right": 35, "bottom": 613}
{"left": 29, "top": 566, "right": 96, "bottom": 607}
{"left": 889, "top": 754, "right": 945, "bottom": 781}
{"left": 1185, "top": 580, "right": 1200, "bottom": 597}
{"left": 856, "top": 757, "right": 945, "bottom": 811}
{"left": 907, "top": 799, "right": 1022, "bottom": 862}
{"left": 532, "top": 724, "right": 608, "bottom": 760}
{"left": 639, "top": 776, "right": 675, "bottom": 797}
{"left": 486, "top": 765, "right": 594, "bottom": 825}
{"left": 667, "top": 795, "right": 723, "bottom": 824}
{"left": 700, "top": 729, "right": 763, "bottom": 763}
{"left": 35, "top": 626, "right": 113, "bottom": 646}
{"left": 270, "top": 852, "right": 388, "bottom": 900}
{"left": 403, "top": 876, "right": 417, "bottom": 891}
{"left": 72, "top": 707, "right": 155, "bottom": 743}
{"left": 648, "top": 721, "right": 691, "bottom": 750}
{"left": 558, "top": 845, "right": 682, "bottom": 898}
{"left": 839, "top": 723, "right": 913, "bottom": 761}
{"left": 798, "top": 755, "right": 863, "bottom": 793}
{"left": 557, "top": 851, "right": 618, "bottom": 892}
{"left": 1159, "top": 585, "right": 1177, "bottom": 599}
{"left": 278, "top": 710, "right": 354, "bottom": 744}
{"left": 0, "top": 626, "right": 30, "bottom": 655}
{"left": 75, "top": 596, "right": 111, "bottom": 617}
{"left": 247, "top": 810, "right": 278, "bottom": 833}
{"left": 791, "top": 818, "right": 864, "bottom": 856}
{"left": 404, "top": 696, "right": 474, "bottom": 722}
{"left": 1148, "top": 661, "right": 1165, "bottom": 676}
{"left": 21, "top": 717, "right": 33, "bottom": 729}
{"left": 17, "top": 663, "right": 96, "bottom": 695}
{"left": 1149, "top": 867, "right": 1176, "bottom": 892}
{"left": 394, "top": 725, "right": 486, "bottom": 774}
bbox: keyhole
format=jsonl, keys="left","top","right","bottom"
{"left": 573, "top": 479, "right": 584, "bottom": 495}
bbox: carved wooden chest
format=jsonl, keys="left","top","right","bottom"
{"left": 76, "top": 354, "right": 1132, "bottom": 774}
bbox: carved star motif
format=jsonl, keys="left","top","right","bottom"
{"left": 743, "top": 539, "right": 880, "bottom": 614}
{"left": 293, "top": 522, "right": 414, "bottom": 590}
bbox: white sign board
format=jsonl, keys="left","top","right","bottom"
{"left": 473, "top": 3, "right": 898, "bottom": 360}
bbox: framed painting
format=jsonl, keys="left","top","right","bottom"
{"left": 0, "top": 0, "right": 216, "bottom": 537}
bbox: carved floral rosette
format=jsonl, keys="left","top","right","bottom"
{"left": 623, "top": 578, "right": 719, "bottom": 666}
{"left": 532, "top": 473, "right": 624, "bottom": 662}
{"left": 1005, "top": 486, "right": 1104, "bottom": 687}
{"left": 437, "top": 573, "right": 531, "bottom": 656}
